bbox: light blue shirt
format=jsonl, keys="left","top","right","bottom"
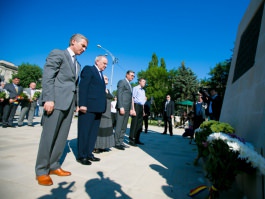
{"left": 132, "top": 85, "right": 146, "bottom": 105}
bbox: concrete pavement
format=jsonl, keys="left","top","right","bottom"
{"left": 0, "top": 115, "right": 245, "bottom": 199}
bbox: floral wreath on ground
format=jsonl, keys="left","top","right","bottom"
{"left": 189, "top": 121, "right": 265, "bottom": 199}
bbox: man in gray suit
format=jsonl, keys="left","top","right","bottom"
{"left": 114, "top": 70, "right": 135, "bottom": 150}
{"left": 17, "top": 82, "right": 37, "bottom": 127}
{"left": 35, "top": 34, "right": 88, "bottom": 186}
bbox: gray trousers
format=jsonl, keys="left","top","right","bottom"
{"left": 114, "top": 110, "right": 130, "bottom": 146}
{"left": 35, "top": 98, "right": 75, "bottom": 176}
{"left": 18, "top": 102, "right": 36, "bottom": 125}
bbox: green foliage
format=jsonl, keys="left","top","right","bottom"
{"left": 148, "top": 53, "right": 159, "bottom": 69}
{"left": 171, "top": 61, "right": 198, "bottom": 102}
{"left": 16, "top": 63, "right": 42, "bottom": 89}
{"left": 210, "top": 122, "right": 235, "bottom": 134}
{"left": 206, "top": 139, "right": 241, "bottom": 193}
{"left": 194, "top": 120, "right": 235, "bottom": 164}
{"left": 205, "top": 138, "right": 255, "bottom": 194}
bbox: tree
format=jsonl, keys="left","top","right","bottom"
{"left": 172, "top": 61, "right": 198, "bottom": 102}
{"left": 15, "top": 63, "right": 42, "bottom": 88}
{"left": 160, "top": 58, "right": 166, "bottom": 69}
{"left": 207, "top": 59, "right": 231, "bottom": 97}
{"left": 138, "top": 54, "right": 169, "bottom": 116}
{"left": 148, "top": 53, "right": 159, "bottom": 69}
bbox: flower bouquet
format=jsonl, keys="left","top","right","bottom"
{"left": 33, "top": 91, "right": 41, "bottom": 100}
{"left": 13, "top": 91, "right": 30, "bottom": 105}
{"left": 0, "top": 89, "right": 10, "bottom": 99}
{"left": 194, "top": 121, "right": 235, "bottom": 165}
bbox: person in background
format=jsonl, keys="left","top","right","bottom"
{"left": 143, "top": 96, "right": 150, "bottom": 133}
{"left": 35, "top": 33, "right": 88, "bottom": 186}
{"left": 34, "top": 100, "right": 40, "bottom": 117}
{"left": 111, "top": 96, "right": 117, "bottom": 128}
{"left": 77, "top": 55, "right": 108, "bottom": 165}
{"left": 2, "top": 76, "right": 23, "bottom": 128}
{"left": 17, "top": 82, "right": 37, "bottom": 127}
{"left": 114, "top": 70, "right": 135, "bottom": 150}
{"left": 0, "top": 82, "right": 6, "bottom": 122}
{"left": 129, "top": 78, "right": 146, "bottom": 146}
{"left": 94, "top": 75, "right": 115, "bottom": 153}
{"left": 193, "top": 94, "right": 206, "bottom": 130}
{"left": 202, "top": 88, "right": 222, "bottom": 121}
{"left": 162, "top": 94, "right": 175, "bottom": 136}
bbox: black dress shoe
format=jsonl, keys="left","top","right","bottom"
{"left": 88, "top": 157, "right": 100, "bottom": 162}
{"left": 18, "top": 124, "right": 23, "bottom": 127}
{"left": 77, "top": 158, "right": 92, "bottom": 165}
{"left": 128, "top": 141, "right": 137, "bottom": 146}
{"left": 93, "top": 149, "right": 101, "bottom": 154}
{"left": 114, "top": 145, "right": 125, "bottom": 150}
{"left": 162, "top": 132, "right": 167, "bottom": 135}
{"left": 7, "top": 124, "right": 16, "bottom": 128}
{"left": 135, "top": 141, "right": 144, "bottom": 145}
{"left": 28, "top": 124, "right": 34, "bottom": 127}
{"left": 2, "top": 125, "right": 7, "bottom": 128}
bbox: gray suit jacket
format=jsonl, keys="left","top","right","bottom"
{"left": 3, "top": 83, "right": 23, "bottom": 99}
{"left": 40, "top": 49, "right": 80, "bottom": 111}
{"left": 116, "top": 78, "right": 132, "bottom": 111}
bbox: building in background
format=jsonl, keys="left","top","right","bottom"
{"left": 0, "top": 60, "right": 18, "bottom": 83}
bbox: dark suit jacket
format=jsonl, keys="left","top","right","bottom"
{"left": 78, "top": 65, "right": 106, "bottom": 113}
{"left": 116, "top": 78, "right": 132, "bottom": 111}
{"left": 3, "top": 83, "right": 23, "bottom": 99}
{"left": 40, "top": 49, "right": 80, "bottom": 111}
{"left": 163, "top": 100, "right": 175, "bottom": 117}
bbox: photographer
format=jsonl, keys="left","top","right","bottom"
{"left": 199, "top": 88, "right": 222, "bottom": 121}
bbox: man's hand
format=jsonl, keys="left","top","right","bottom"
{"left": 130, "top": 109, "right": 136, "bottom": 116}
{"left": 119, "top": 108, "right": 125, "bottom": 115}
{"left": 44, "top": 101, "right": 55, "bottom": 115}
{"left": 79, "top": 106, "right": 87, "bottom": 113}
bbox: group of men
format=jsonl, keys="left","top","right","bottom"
{"left": 0, "top": 77, "right": 40, "bottom": 128}
{"left": 34, "top": 33, "right": 150, "bottom": 186}
{"left": 2, "top": 33, "right": 223, "bottom": 188}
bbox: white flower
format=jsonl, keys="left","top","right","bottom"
{"left": 23, "top": 91, "right": 30, "bottom": 99}
{"left": 207, "top": 132, "right": 265, "bottom": 175}
{"left": 4, "top": 89, "right": 10, "bottom": 99}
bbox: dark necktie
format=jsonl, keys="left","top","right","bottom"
{"left": 73, "top": 55, "right": 77, "bottom": 78}
{"left": 99, "top": 71, "right": 103, "bottom": 79}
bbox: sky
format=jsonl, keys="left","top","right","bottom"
{"left": 0, "top": 0, "right": 250, "bottom": 91}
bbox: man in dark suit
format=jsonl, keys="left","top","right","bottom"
{"left": 114, "top": 70, "right": 135, "bottom": 150}
{"left": 2, "top": 76, "right": 23, "bottom": 128}
{"left": 207, "top": 88, "right": 222, "bottom": 121}
{"left": 17, "top": 82, "right": 37, "bottom": 127}
{"left": 162, "top": 94, "right": 175, "bottom": 136}
{"left": 35, "top": 34, "right": 88, "bottom": 186}
{"left": 77, "top": 55, "right": 108, "bottom": 165}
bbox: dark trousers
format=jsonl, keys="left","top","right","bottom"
{"left": 163, "top": 112, "right": 173, "bottom": 135}
{"left": 2, "top": 102, "right": 18, "bottom": 126}
{"left": 111, "top": 112, "right": 117, "bottom": 128}
{"left": 78, "top": 112, "right": 102, "bottom": 159}
{"left": 143, "top": 115, "right": 149, "bottom": 132}
{"left": 129, "top": 104, "right": 143, "bottom": 142}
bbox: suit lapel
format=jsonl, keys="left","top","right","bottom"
{"left": 64, "top": 50, "right": 76, "bottom": 77}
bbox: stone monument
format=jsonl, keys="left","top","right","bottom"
{"left": 220, "top": 0, "right": 265, "bottom": 198}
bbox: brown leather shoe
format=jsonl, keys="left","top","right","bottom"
{"left": 49, "top": 168, "right": 71, "bottom": 176}
{"left": 36, "top": 175, "right": 53, "bottom": 186}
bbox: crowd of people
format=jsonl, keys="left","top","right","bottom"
{"left": 0, "top": 33, "right": 223, "bottom": 186}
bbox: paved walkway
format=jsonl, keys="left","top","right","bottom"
{"left": 0, "top": 115, "right": 244, "bottom": 199}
